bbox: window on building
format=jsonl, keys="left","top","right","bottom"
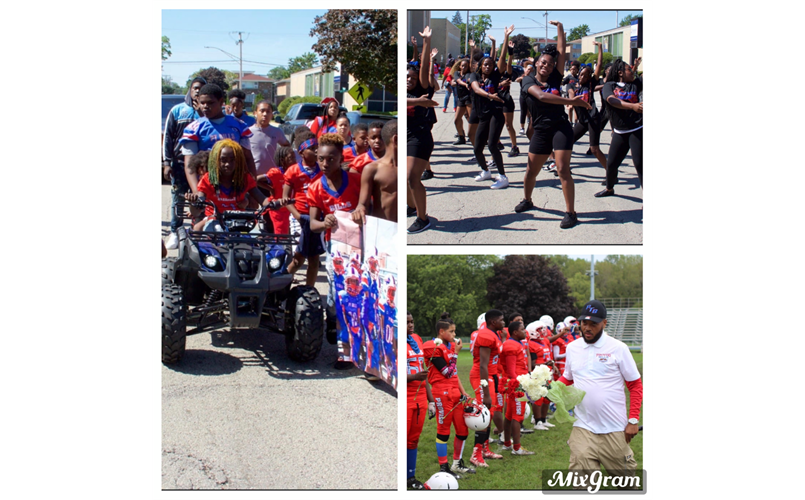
{"left": 612, "top": 32, "right": 623, "bottom": 59}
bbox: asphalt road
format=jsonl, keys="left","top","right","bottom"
{"left": 407, "top": 82, "right": 643, "bottom": 245}
{"left": 161, "top": 185, "right": 396, "bottom": 489}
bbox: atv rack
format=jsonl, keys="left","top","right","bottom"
{"left": 188, "top": 230, "right": 296, "bottom": 247}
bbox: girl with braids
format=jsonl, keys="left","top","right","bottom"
{"left": 256, "top": 144, "right": 295, "bottom": 235}
{"left": 469, "top": 25, "right": 513, "bottom": 189}
{"left": 513, "top": 20, "right": 592, "bottom": 229}
{"left": 307, "top": 97, "right": 341, "bottom": 139}
{"left": 406, "top": 313, "right": 435, "bottom": 490}
{"left": 567, "top": 41, "right": 608, "bottom": 181}
{"left": 406, "top": 26, "right": 438, "bottom": 234}
{"left": 185, "top": 139, "right": 271, "bottom": 232}
{"left": 596, "top": 56, "right": 643, "bottom": 197}
{"left": 283, "top": 129, "right": 324, "bottom": 287}
{"left": 422, "top": 312, "right": 474, "bottom": 479}
{"left": 450, "top": 58, "right": 472, "bottom": 146}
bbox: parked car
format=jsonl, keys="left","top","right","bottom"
{"left": 345, "top": 111, "right": 395, "bottom": 127}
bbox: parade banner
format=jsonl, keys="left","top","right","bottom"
{"left": 329, "top": 213, "right": 397, "bottom": 389}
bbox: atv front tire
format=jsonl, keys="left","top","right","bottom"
{"left": 162, "top": 284, "right": 187, "bottom": 364}
{"left": 285, "top": 286, "right": 324, "bottom": 362}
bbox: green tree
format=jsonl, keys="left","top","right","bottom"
{"left": 407, "top": 255, "right": 500, "bottom": 339}
{"left": 486, "top": 255, "right": 577, "bottom": 324}
{"left": 595, "top": 255, "right": 643, "bottom": 304}
{"left": 620, "top": 14, "right": 642, "bottom": 27}
{"left": 288, "top": 52, "right": 319, "bottom": 74}
{"left": 568, "top": 24, "right": 590, "bottom": 41}
{"left": 509, "top": 34, "right": 532, "bottom": 60}
{"left": 311, "top": 10, "right": 397, "bottom": 90}
{"left": 186, "top": 67, "right": 230, "bottom": 91}
{"left": 161, "top": 36, "right": 171, "bottom": 61}
{"left": 161, "top": 76, "right": 182, "bottom": 95}
{"left": 451, "top": 11, "right": 463, "bottom": 26}
{"left": 268, "top": 66, "right": 291, "bottom": 80}
{"left": 578, "top": 52, "right": 595, "bottom": 64}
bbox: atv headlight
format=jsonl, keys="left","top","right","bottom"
{"left": 268, "top": 257, "right": 282, "bottom": 271}
{"left": 204, "top": 255, "right": 218, "bottom": 268}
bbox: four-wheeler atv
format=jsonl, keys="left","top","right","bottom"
{"left": 161, "top": 197, "right": 325, "bottom": 365}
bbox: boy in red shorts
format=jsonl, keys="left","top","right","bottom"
{"left": 468, "top": 309, "right": 505, "bottom": 468}
{"left": 255, "top": 145, "right": 293, "bottom": 234}
{"left": 406, "top": 314, "right": 435, "bottom": 489}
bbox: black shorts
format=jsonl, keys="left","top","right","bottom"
{"left": 502, "top": 95, "right": 515, "bottom": 113}
{"left": 529, "top": 119, "right": 574, "bottom": 155}
{"left": 407, "top": 130, "right": 434, "bottom": 160}
{"left": 456, "top": 95, "right": 471, "bottom": 107}
{"left": 573, "top": 118, "right": 602, "bottom": 148}
{"left": 296, "top": 215, "right": 325, "bottom": 258}
{"left": 468, "top": 106, "right": 479, "bottom": 124}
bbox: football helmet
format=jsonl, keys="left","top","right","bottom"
{"left": 332, "top": 250, "right": 345, "bottom": 275}
{"left": 476, "top": 313, "right": 486, "bottom": 330}
{"left": 464, "top": 402, "right": 491, "bottom": 431}
{"left": 345, "top": 268, "right": 362, "bottom": 296}
{"left": 539, "top": 315, "right": 554, "bottom": 331}
{"left": 385, "top": 276, "right": 396, "bottom": 306}
{"left": 426, "top": 472, "right": 459, "bottom": 490}
{"left": 526, "top": 320, "right": 546, "bottom": 340}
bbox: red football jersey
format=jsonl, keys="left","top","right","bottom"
{"left": 500, "top": 338, "right": 530, "bottom": 389}
{"left": 470, "top": 327, "right": 500, "bottom": 379}
{"left": 351, "top": 150, "right": 380, "bottom": 174}
{"left": 283, "top": 161, "right": 322, "bottom": 215}
{"left": 424, "top": 340, "right": 459, "bottom": 388}
{"left": 306, "top": 170, "right": 362, "bottom": 241}
{"left": 407, "top": 334, "right": 428, "bottom": 405}
{"left": 197, "top": 172, "right": 256, "bottom": 218}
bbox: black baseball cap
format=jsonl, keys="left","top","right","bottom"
{"left": 578, "top": 300, "right": 606, "bottom": 323}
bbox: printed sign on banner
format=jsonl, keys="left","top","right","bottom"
{"left": 329, "top": 214, "right": 397, "bottom": 389}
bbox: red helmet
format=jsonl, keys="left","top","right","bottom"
{"left": 332, "top": 251, "right": 345, "bottom": 275}
{"left": 367, "top": 249, "right": 379, "bottom": 273}
{"left": 385, "top": 276, "right": 396, "bottom": 306}
{"left": 346, "top": 268, "right": 362, "bottom": 296}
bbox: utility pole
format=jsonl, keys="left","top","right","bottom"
{"left": 465, "top": 10, "right": 469, "bottom": 55}
{"left": 585, "top": 255, "right": 599, "bottom": 300}
{"left": 235, "top": 31, "right": 244, "bottom": 91}
{"left": 544, "top": 11, "right": 548, "bottom": 47}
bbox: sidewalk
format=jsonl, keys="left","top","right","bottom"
{"left": 407, "top": 83, "right": 642, "bottom": 245}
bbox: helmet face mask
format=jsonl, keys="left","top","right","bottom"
{"left": 346, "top": 268, "right": 362, "bottom": 296}
{"left": 333, "top": 256, "right": 344, "bottom": 275}
{"left": 464, "top": 402, "right": 491, "bottom": 431}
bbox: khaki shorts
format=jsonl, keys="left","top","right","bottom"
{"left": 568, "top": 426, "right": 637, "bottom": 477}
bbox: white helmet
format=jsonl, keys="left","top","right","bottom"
{"left": 476, "top": 313, "right": 486, "bottom": 330}
{"left": 524, "top": 402, "right": 531, "bottom": 419}
{"left": 564, "top": 316, "right": 577, "bottom": 325}
{"left": 426, "top": 472, "right": 459, "bottom": 490}
{"left": 526, "top": 320, "right": 546, "bottom": 340}
{"left": 464, "top": 402, "right": 491, "bottom": 431}
{"left": 556, "top": 322, "right": 567, "bottom": 333}
{"left": 539, "top": 315, "right": 554, "bottom": 331}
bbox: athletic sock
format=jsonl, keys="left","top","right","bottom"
{"left": 453, "top": 438, "right": 466, "bottom": 461}
{"left": 407, "top": 448, "right": 417, "bottom": 478}
{"left": 514, "top": 443, "right": 521, "bottom": 451}
{"left": 436, "top": 439, "right": 448, "bottom": 464}
{"left": 504, "top": 440, "right": 511, "bottom": 447}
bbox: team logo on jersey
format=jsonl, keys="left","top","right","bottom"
{"left": 597, "top": 353, "right": 612, "bottom": 363}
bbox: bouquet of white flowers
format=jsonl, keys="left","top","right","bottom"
{"left": 514, "top": 365, "right": 553, "bottom": 402}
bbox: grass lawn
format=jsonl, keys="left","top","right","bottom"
{"left": 411, "top": 348, "right": 643, "bottom": 489}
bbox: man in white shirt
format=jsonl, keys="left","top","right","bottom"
{"left": 557, "top": 300, "right": 643, "bottom": 478}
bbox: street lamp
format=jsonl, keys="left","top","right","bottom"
{"left": 584, "top": 255, "right": 599, "bottom": 300}
{"left": 521, "top": 14, "right": 549, "bottom": 51}
{"left": 205, "top": 46, "right": 242, "bottom": 89}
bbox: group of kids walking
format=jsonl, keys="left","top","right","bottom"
{"left": 406, "top": 310, "right": 582, "bottom": 489}
{"left": 162, "top": 81, "right": 398, "bottom": 368}
{"left": 406, "top": 21, "right": 643, "bottom": 233}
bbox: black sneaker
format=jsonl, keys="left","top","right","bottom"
{"left": 407, "top": 206, "right": 417, "bottom": 217}
{"left": 560, "top": 212, "right": 578, "bottom": 229}
{"left": 514, "top": 199, "right": 534, "bottom": 213}
{"left": 440, "top": 462, "right": 461, "bottom": 480}
{"left": 421, "top": 169, "right": 434, "bottom": 181}
{"left": 407, "top": 477, "right": 426, "bottom": 490}
{"left": 594, "top": 188, "right": 615, "bottom": 198}
{"left": 407, "top": 217, "right": 431, "bottom": 234}
{"left": 467, "top": 155, "right": 477, "bottom": 163}
{"left": 507, "top": 146, "right": 520, "bottom": 157}
{"left": 453, "top": 136, "right": 466, "bottom": 145}
{"left": 452, "top": 459, "right": 476, "bottom": 475}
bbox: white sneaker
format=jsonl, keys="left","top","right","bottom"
{"left": 547, "top": 162, "right": 557, "bottom": 172}
{"left": 511, "top": 447, "right": 535, "bottom": 456}
{"left": 534, "top": 421, "right": 549, "bottom": 431}
{"left": 531, "top": 416, "right": 537, "bottom": 426}
{"left": 518, "top": 127, "right": 525, "bottom": 135}
{"left": 499, "top": 443, "right": 512, "bottom": 451}
{"left": 474, "top": 170, "right": 492, "bottom": 182}
{"left": 165, "top": 232, "right": 179, "bottom": 250}
{"left": 543, "top": 421, "right": 555, "bottom": 428}
{"left": 490, "top": 175, "right": 508, "bottom": 189}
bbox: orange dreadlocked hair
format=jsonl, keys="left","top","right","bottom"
{"left": 207, "top": 139, "right": 248, "bottom": 194}
{"left": 318, "top": 132, "right": 345, "bottom": 150}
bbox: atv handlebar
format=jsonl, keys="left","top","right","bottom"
{"left": 179, "top": 195, "right": 293, "bottom": 221}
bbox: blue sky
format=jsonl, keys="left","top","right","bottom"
{"left": 430, "top": 10, "right": 642, "bottom": 43}
{"left": 162, "top": 9, "right": 327, "bottom": 86}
